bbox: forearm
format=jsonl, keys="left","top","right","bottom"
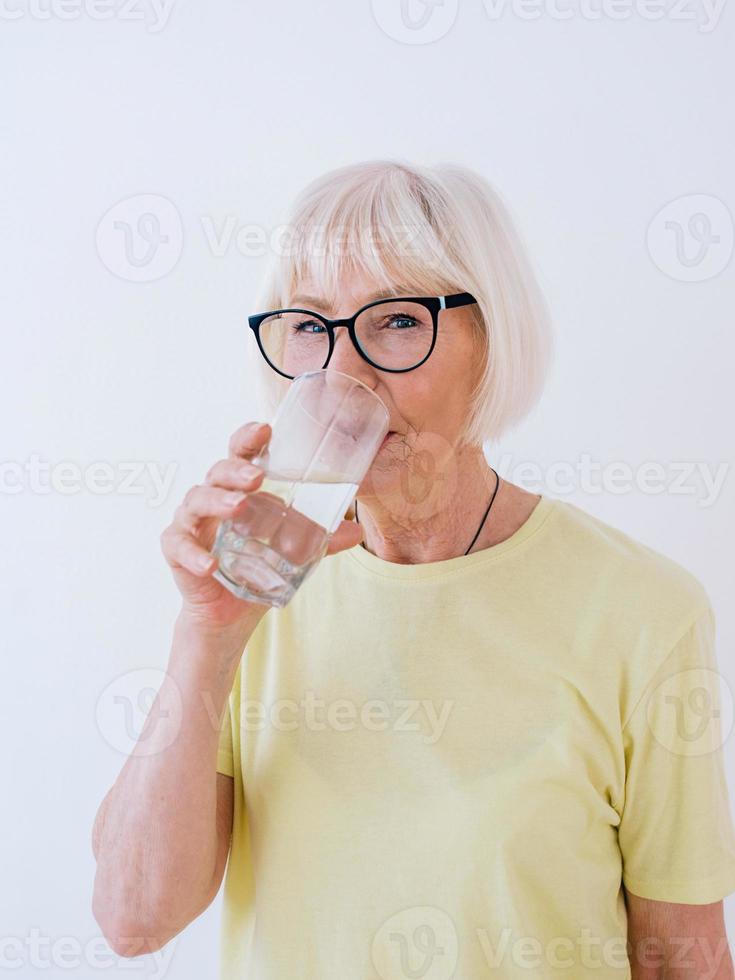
{"left": 91, "top": 608, "right": 258, "bottom": 949}
{"left": 659, "top": 942, "right": 735, "bottom": 979}
{"left": 627, "top": 890, "right": 735, "bottom": 980}
{"left": 635, "top": 945, "right": 735, "bottom": 979}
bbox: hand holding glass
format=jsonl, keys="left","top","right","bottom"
{"left": 211, "top": 369, "right": 389, "bottom": 608}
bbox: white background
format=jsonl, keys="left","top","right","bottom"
{"left": 2, "top": 1, "right": 734, "bottom": 977}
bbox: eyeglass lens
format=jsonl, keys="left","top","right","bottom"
{"left": 259, "top": 300, "right": 434, "bottom": 375}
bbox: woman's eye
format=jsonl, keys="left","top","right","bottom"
{"left": 386, "top": 315, "right": 417, "bottom": 329}
{"left": 294, "top": 319, "right": 325, "bottom": 333}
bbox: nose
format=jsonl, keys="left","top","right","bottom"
{"left": 326, "top": 325, "right": 377, "bottom": 388}
{"left": 322, "top": 329, "right": 391, "bottom": 436}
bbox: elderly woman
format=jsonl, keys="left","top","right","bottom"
{"left": 92, "top": 160, "right": 735, "bottom": 978}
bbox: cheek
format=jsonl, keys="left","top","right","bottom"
{"left": 384, "top": 370, "right": 450, "bottom": 432}
{"left": 378, "top": 329, "right": 477, "bottom": 443}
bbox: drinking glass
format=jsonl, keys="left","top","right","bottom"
{"left": 211, "top": 369, "right": 389, "bottom": 608}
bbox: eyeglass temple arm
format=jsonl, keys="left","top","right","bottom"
{"left": 440, "top": 292, "right": 477, "bottom": 310}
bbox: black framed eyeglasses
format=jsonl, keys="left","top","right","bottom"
{"left": 248, "top": 292, "right": 478, "bottom": 380}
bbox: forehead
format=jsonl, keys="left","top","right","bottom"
{"left": 289, "top": 271, "right": 428, "bottom": 315}
{"left": 289, "top": 289, "right": 416, "bottom": 315}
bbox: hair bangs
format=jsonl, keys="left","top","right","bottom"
{"left": 274, "top": 165, "right": 466, "bottom": 309}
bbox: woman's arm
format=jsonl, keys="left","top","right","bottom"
{"left": 625, "top": 888, "right": 734, "bottom": 979}
{"left": 91, "top": 609, "right": 257, "bottom": 956}
{"left": 90, "top": 418, "right": 364, "bottom": 955}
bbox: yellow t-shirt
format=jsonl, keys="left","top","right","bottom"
{"left": 216, "top": 495, "right": 735, "bottom": 979}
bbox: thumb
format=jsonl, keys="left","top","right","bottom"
{"left": 325, "top": 517, "right": 365, "bottom": 556}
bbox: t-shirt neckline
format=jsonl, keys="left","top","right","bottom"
{"left": 344, "top": 495, "right": 557, "bottom": 580}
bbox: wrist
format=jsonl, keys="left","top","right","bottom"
{"left": 173, "top": 606, "right": 263, "bottom": 671}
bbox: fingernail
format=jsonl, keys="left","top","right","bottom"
{"left": 227, "top": 491, "right": 247, "bottom": 506}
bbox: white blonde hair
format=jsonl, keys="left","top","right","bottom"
{"left": 248, "top": 158, "right": 553, "bottom": 447}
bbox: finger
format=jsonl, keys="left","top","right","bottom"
{"left": 228, "top": 421, "right": 272, "bottom": 461}
{"left": 173, "top": 484, "right": 255, "bottom": 531}
{"left": 203, "top": 457, "right": 265, "bottom": 490}
{"left": 161, "top": 526, "right": 217, "bottom": 576}
{"left": 325, "top": 518, "right": 364, "bottom": 556}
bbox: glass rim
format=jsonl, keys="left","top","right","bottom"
{"left": 293, "top": 368, "right": 391, "bottom": 423}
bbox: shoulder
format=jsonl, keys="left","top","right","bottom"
{"left": 541, "top": 499, "right": 714, "bottom": 715}
{"left": 545, "top": 497, "right": 711, "bottom": 631}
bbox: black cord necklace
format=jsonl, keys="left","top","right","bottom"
{"left": 353, "top": 467, "right": 501, "bottom": 557}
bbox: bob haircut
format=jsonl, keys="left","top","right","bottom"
{"left": 248, "top": 159, "right": 553, "bottom": 447}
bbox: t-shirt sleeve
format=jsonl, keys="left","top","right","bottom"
{"left": 618, "top": 604, "right": 735, "bottom": 904}
{"left": 216, "top": 690, "right": 236, "bottom": 778}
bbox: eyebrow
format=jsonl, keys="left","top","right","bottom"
{"left": 289, "top": 290, "right": 418, "bottom": 315}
